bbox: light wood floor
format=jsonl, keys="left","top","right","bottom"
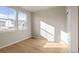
{"left": 0, "top": 38, "right": 69, "bottom": 53}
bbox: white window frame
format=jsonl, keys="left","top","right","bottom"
{"left": 0, "top": 7, "right": 28, "bottom": 32}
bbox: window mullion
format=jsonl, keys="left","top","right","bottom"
{"left": 16, "top": 10, "right": 18, "bottom": 30}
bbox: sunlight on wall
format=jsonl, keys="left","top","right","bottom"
{"left": 40, "top": 21, "right": 55, "bottom": 41}
{"left": 60, "top": 31, "right": 70, "bottom": 44}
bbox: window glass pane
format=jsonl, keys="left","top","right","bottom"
{"left": 0, "top": 7, "right": 8, "bottom": 19}
{"left": 0, "top": 6, "right": 16, "bottom": 31}
{"left": 18, "top": 11, "right": 27, "bottom": 30}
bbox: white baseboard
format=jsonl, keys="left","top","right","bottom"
{"left": 0, "top": 35, "right": 32, "bottom": 49}
{"left": 32, "top": 35, "right": 47, "bottom": 40}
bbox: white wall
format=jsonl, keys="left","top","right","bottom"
{"left": 66, "top": 6, "right": 78, "bottom": 53}
{"left": 0, "top": 7, "right": 32, "bottom": 48}
{"left": 78, "top": 7, "right": 79, "bottom": 52}
{"left": 32, "top": 6, "right": 66, "bottom": 42}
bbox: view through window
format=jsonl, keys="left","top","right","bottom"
{"left": 0, "top": 7, "right": 16, "bottom": 31}
{"left": 0, "top": 6, "right": 27, "bottom": 31}
{"left": 18, "top": 11, "right": 27, "bottom": 30}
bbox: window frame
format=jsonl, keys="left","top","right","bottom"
{"left": 0, "top": 6, "right": 28, "bottom": 32}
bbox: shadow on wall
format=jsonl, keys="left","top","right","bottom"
{"left": 40, "top": 21, "right": 70, "bottom": 44}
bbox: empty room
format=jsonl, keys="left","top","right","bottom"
{"left": 0, "top": 6, "right": 78, "bottom": 53}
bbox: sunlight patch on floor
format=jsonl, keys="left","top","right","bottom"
{"left": 43, "top": 42, "right": 68, "bottom": 48}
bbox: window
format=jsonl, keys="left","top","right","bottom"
{"left": 0, "top": 6, "right": 27, "bottom": 32}
{"left": 0, "top": 7, "right": 16, "bottom": 31}
{"left": 18, "top": 11, "right": 27, "bottom": 30}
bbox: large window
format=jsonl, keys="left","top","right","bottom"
{"left": 0, "top": 6, "right": 27, "bottom": 31}
{"left": 18, "top": 11, "right": 27, "bottom": 30}
{"left": 0, "top": 7, "right": 16, "bottom": 31}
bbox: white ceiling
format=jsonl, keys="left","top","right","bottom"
{"left": 21, "top": 6, "right": 55, "bottom": 12}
